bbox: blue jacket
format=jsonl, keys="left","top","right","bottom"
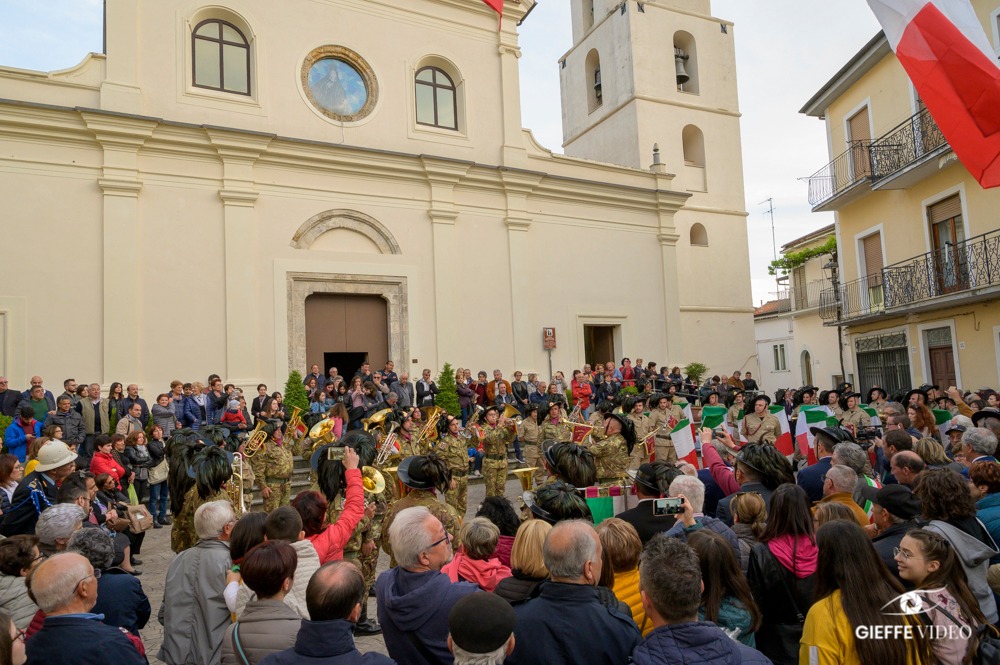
{"left": 93, "top": 568, "right": 151, "bottom": 635}
{"left": 631, "top": 622, "right": 773, "bottom": 665}
{"left": 796, "top": 456, "right": 832, "bottom": 505}
{"left": 25, "top": 614, "right": 146, "bottom": 665}
{"left": 376, "top": 566, "right": 478, "bottom": 665}
{"left": 259, "top": 619, "right": 394, "bottom": 665}
{"left": 977, "top": 492, "right": 1000, "bottom": 565}
{"left": 183, "top": 396, "right": 206, "bottom": 429}
{"left": 664, "top": 516, "right": 741, "bottom": 559}
{"left": 506, "top": 582, "right": 641, "bottom": 665}
{"left": 3, "top": 419, "right": 42, "bottom": 463}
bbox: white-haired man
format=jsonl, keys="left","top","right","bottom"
{"left": 662, "top": 475, "right": 740, "bottom": 555}
{"left": 376, "top": 506, "right": 478, "bottom": 664}
{"left": 159, "top": 500, "right": 235, "bottom": 665}
{"left": 25, "top": 552, "right": 145, "bottom": 664}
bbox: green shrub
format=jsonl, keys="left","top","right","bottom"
{"left": 284, "top": 371, "right": 310, "bottom": 412}
{"left": 436, "top": 363, "right": 461, "bottom": 417}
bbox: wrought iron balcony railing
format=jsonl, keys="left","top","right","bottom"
{"left": 820, "top": 229, "right": 1000, "bottom": 323}
{"left": 791, "top": 279, "right": 827, "bottom": 311}
{"left": 869, "top": 106, "right": 947, "bottom": 183}
{"left": 804, "top": 140, "right": 872, "bottom": 207}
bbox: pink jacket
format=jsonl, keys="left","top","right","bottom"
{"left": 702, "top": 442, "right": 740, "bottom": 496}
{"left": 307, "top": 468, "right": 365, "bottom": 564}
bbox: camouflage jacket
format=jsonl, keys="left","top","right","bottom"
{"left": 249, "top": 437, "right": 294, "bottom": 487}
{"left": 171, "top": 485, "right": 230, "bottom": 554}
{"left": 480, "top": 423, "right": 514, "bottom": 457}
{"left": 436, "top": 434, "right": 468, "bottom": 474}
{"left": 539, "top": 419, "right": 572, "bottom": 444}
{"left": 588, "top": 433, "right": 629, "bottom": 482}
{"left": 380, "top": 489, "right": 462, "bottom": 567}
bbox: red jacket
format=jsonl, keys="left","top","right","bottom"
{"left": 307, "top": 468, "right": 365, "bottom": 564}
{"left": 471, "top": 382, "right": 487, "bottom": 406}
{"left": 90, "top": 451, "right": 126, "bottom": 489}
{"left": 571, "top": 380, "right": 593, "bottom": 410}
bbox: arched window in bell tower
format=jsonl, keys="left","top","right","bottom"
{"left": 586, "top": 49, "right": 602, "bottom": 113}
{"left": 673, "top": 31, "right": 699, "bottom": 94}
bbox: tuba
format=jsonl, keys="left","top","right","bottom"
{"left": 360, "top": 465, "right": 386, "bottom": 505}
{"left": 228, "top": 452, "right": 247, "bottom": 516}
{"left": 287, "top": 406, "right": 306, "bottom": 441}
{"left": 362, "top": 408, "right": 393, "bottom": 433}
{"left": 512, "top": 466, "right": 539, "bottom": 491}
{"left": 309, "top": 417, "right": 337, "bottom": 445}
{"left": 243, "top": 420, "right": 268, "bottom": 458}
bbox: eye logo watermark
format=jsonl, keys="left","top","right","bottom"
{"left": 854, "top": 589, "right": 973, "bottom": 641}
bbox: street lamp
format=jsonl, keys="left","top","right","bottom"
{"left": 823, "top": 252, "right": 847, "bottom": 383}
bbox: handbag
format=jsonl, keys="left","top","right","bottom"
{"left": 148, "top": 458, "right": 169, "bottom": 486}
{"left": 127, "top": 484, "right": 139, "bottom": 506}
{"left": 126, "top": 504, "right": 154, "bottom": 533}
{"left": 936, "top": 604, "right": 1000, "bottom": 665}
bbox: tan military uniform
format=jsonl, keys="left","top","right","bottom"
{"left": 171, "top": 486, "right": 230, "bottom": 553}
{"left": 838, "top": 407, "right": 871, "bottom": 429}
{"left": 741, "top": 412, "right": 782, "bottom": 445}
{"left": 517, "top": 418, "right": 544, "bottom": 488}
{"left": 587, "top": 433, "right": 629, "bottom": 484}
{"left": 627, "top": 412, "right": 651, "bottom": 470}
{"left": 539, "top": 419, "right": 572, "bottom": 444}
{"left": 647, "top": 404, "right": 685, "bottom": 464}
{"left": 727, "top": 404, "right": 743, "bottom": 430}
{"left": 249, "top": 428, "right": 295, "bottom": 513}
{"left": 380, "top": 489, "right": 462, "bottom": 567}
{"left": 827, "top": 405, "right": 844, "bottom": 419}
{"left": 438, "top": 433, "right": 470, "bottom": 516}
{"left": 481, "top": 423, "right": 515, "bottom": 498}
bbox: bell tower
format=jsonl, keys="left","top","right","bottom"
{"left": 559, "top": 0, "right": 755, "bottom": 370}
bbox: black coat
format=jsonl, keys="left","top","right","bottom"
{"left": 494, "top": 573, "right": 544, "bottom": 604}
{"left": 746, "top": 542, "right": 816, "bottom": 665}
{"left": 615, "top": 500, "right": 676, "bottom": 544}
{"left": 796, "top": 456, "right": 833, "bottom": 505}
{"left": 715, "top": 481, "right": 774, "bottom": 527}
{"left": 0, "top": 471, "right": 59, "bottom": 537}
{"left": 93, "top": 567, "right": 151, "bottom": 635}
{"left": 873, "top": 520, "right": 919, "bottom": 584}
{"left": 0, "top": 389, "right": 20, "bottom": 418}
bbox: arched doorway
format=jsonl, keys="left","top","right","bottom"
{"left": 801, "top": 350, "right": 813, "bottom": 386}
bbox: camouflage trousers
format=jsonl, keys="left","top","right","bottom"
{"left": 483, "top": 458, "right": 508, "bottom": 498}
{"left": 445, "top": 474, "right": 469, "bottom": 517}
{"left": 521, "top": 444, "right": 546, "bottom": 487}
{"left": 262, "top": 478, "right": 291, "bottom": 513}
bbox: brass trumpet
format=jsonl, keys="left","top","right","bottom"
{"left": 512, "top": 466, "right": 539, "bottom": 491}
{"left": 502, "top": 404, "right": 522, "bottom": 427}
{"left": 243, "top": 420, "right": 268, "bottom": 458}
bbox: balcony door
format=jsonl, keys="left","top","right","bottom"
{"left": 847, "top": 107, "right": 872, "bottom": 180}
{"left": 928, "top": 195, "right": 968, "bottom": 294}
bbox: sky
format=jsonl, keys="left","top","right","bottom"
{"left": 0, "top": 0, "right": 882, "bottom": 305}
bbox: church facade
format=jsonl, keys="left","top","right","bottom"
{"left": 0, "top": 0, "right": 754, "bottom": 390}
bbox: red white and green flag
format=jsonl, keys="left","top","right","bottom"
{"left": 860, "top": 474, "right": 884, "bottom": 520}
{"left": 671, "top": 418, "right": 699, "bottom": 467}
{"left": 795, "top": 409, "right": 828, "bottom": 465}
{"left": 700, "top": 406, "right": 728, "bottom": 431}
{"left": 933, "top": 409, "right": 954, "bottom": 441}
{"left": 770, "top": 405, "right": 794, "bottom": 456}
{"left": 861, "top": 405, "right": 882, "bottom": 427}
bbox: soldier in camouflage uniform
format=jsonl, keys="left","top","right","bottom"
{"left": 380, "top": 455, "right": 462, "bottom": 567}
{"left": 248, "top": 414, "right": 294, "bottom": 513}
{"left": 437, "top": 414, "right": 470, "bottom": 516}
{"left": 646, "top": 393, "right": 685, "bottom": 464}
{"left": 741, "top": 393, "right": 782, "bottom": 445}
{"left": 587, "top": 411, "right": 632, "bottom": 485}
{"left": 480, "top": 406, "right": 516, "bottom": 498}
{"left": 517, "top": 404, "right": 545, "bottom": 488}
{"left": 539, "top": 402, "right": 572, "bottom": 444}
{"left": 171, "top": 445, "right": 233, "bottom": 553}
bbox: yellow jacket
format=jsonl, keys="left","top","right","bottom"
{"left": 611, "top": 567, "right": 650, "bottom": 636}
{"left": 801, "top": 590, "right": 922, "bottom": 665}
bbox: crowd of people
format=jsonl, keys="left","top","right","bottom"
{"left": 1, "top": 364, "right": 1000, "bottom": 665}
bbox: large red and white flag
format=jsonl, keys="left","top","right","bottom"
{"left": 482, "top": 0, "right": 503, "bottom": 26}
{"left": 867, "top": 0, "right": 1000, "bottom": 188}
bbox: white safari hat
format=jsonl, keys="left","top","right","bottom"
{"left": 34, "top": 440, "right": 79, "bottom": 472}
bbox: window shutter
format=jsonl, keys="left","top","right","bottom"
{"left": 848, "top": 108, "right": 871, "bottom": 143}
{"left": 862, "top": 233, "right": 883, "bottom": 279}
{"left": 928, "top": 195, "right": 962, "bottom": 224}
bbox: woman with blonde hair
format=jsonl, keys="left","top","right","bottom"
{"left": 914, "top": 437, "right": 963, "bottom": 472}
{"left": 730, "top": 491, "right": 767, "bottom": 572}
{"left": 596, "top": 518, "right": 648, "bottom": 634}
{"left": 813, "top": 501, "right": 858, "bottom": 529}
{"left": 21, "top": 438, "right": 51, "bottom": 476}
{"left": 494, "top": 519, "right": 551, "bottom": 604}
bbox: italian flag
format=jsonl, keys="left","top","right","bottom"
{"left": 734, "top": 409, "right": 749, "bottom": 443}
{"left": 671, "top": 419, "right": 699, "bottom": 467}
{"left": 770, "top": 405, "right": 794, "bottom": 456}
{"left": 861, "top": 404, "right": 883, "bottom": 427}
{"left": 860, "top": 475, "right": 884, "bottom": 520}
{"left": 584, "top": 484, "right": 628, "bottom": 525}
{"left": 933, "top": 409, "right": 954, "bottom": 441}
{"left": 700, "top": 406, "right": 728, "bottom": 431}
{"left": 676, "top": 400, "right": 698, "bottom": 446}
{"left": 795, "top": 409, "right": 828, "bottom": 465}
{"left": 866, "top": 0, "right": 1000, "bottom": 188}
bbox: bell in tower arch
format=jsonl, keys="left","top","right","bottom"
{"left": 674, "top": 47, "right": 690, "bottom": 85}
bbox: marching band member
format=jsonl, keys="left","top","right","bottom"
{"left": 538, "top": 403, "right": 571, "bottom": 444}
{"left": 480, "top": 406, "right": 516, "bottom": 498}
{"left": 588, "top": 411, "right": 633, "bottom": 485}
{"left": 437, "top": 414, "right": 470, "bottom": 515}
{"left": 646, "top": 393, "right": 685, "bottom": 465}
{"left": 740, "top": 394, "right": 781, "bottom": 445}
{"left": 625, "top": 397, "right": 651, "bottom": 470}
{"left": 249, "top": 398, "right": 294, "bottom": 512}
{"left": 540, "top": 441, "right": 597, "bottom": 488}
{"left": 517, "top": 403, "right": 544, "bottom": 488}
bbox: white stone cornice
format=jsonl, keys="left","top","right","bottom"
{"left": 205, "top": 127, "right": 274, "bottom": 162}
{"left": 97, "top": 177, "right": 143, "bottom": 197}
{"left": 219, "top": 189, "right": 260, "bottom": 207}
{"left": 505, "top": 215, "right": 532, "bottom": 232}
{"left": 420, "top": 156, "right": 473, "bottom": 186}
{"left": 658, "top": 232, "right": 680, "bottom": 246}
{"left": 79, "top": 111, "right": 157, "bottom": 148}
{"left": 428, "top": 207, "right": 460, "bottom": 225}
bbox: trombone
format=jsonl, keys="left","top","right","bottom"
{"left": 228, "top": 452, "right": 248, "bottom": 516}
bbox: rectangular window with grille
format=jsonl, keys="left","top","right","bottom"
{"left": 855, "top": 333, "right": 910, "bottom": 396}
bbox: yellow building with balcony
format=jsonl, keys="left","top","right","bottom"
{"left": 800, "top": 5, "right": 1000, "bottom": 395}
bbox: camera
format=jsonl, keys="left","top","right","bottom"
{"left": 652, "top": 497, "right": 684, "bottom": 516}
